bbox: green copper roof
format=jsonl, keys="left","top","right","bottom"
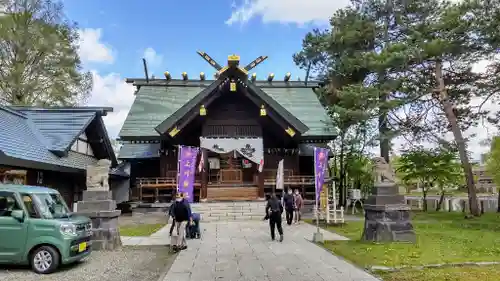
{"left": 118, "top": 84, "right": 335, "bottom": 138}
{"left": 119, "top": 86, "right": 205, "bottom": 137}
{"left": 262, "top": 87, "right": 335, "bottom": 136}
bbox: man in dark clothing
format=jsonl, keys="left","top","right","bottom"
{"left": 282, "top": 189, "right": 295, "bottom": 225}
{"left": 265, "top": 193, "right": 284, "bottom": 242}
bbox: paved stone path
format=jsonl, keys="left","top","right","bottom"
{"left": 121, "top": 225, "right": 171, "bottom": 246}
{"left": 162, "top": 221, "right": 380, "bottom": 281}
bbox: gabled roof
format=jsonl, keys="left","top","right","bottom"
{"left": 119, "top": 79, "right": 335, "bottom": 139}
{"left": 0, "top": 106, "right": 117, "bottom": 173}
{"left": 19, "top": 110, "right": 96, "bottom": 154}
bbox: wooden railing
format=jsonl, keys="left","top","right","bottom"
{"left": 263, "top": 175, "right": 315, "bottom": 185}
{"left": 137, "top": 177, "right": 201, "bottom": 188}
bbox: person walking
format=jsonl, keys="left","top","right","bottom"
{"left": 293, "top": 189, "right": 304, "bottom": 224}
{"left": 265, "top": 193, "right": 284, "bottom": 242}
{"left": 283, "top": 189, "right": 295, "bottom": 225}
{"left": 172, "top": 193, "right": 190, "bottom": 252}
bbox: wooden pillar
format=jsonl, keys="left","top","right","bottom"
{"left": 201, "top": 148, "right": 208, "bottom": 200}
{"left": 258, "top": 170, "right": 265, "bottom": 199}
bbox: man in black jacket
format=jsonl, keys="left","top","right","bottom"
{"left": 265, "top": 193, "right": 284, "bottom": 242}
{"left": 282, "top": 189, "right": 295, "bottom": 225}
{"left": 172, "top": 193, "right": 190, "bottom": 252}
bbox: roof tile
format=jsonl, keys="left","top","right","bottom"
{"left": 119, "top": 85, "right": 335, "bottom": 138}
{"left": 118, "top": 143, "right": 161, "bottom": 159}
{"left": 119, "top": 86, "right": 204, "bottom": 137}
{"left": 19, "top": 111, "right": 96, "bottom": 152}
{"left": 0, "top": 108, "right": 98, "bottom": 170}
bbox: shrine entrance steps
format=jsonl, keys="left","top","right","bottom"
{"left": 192, "top": 201, "right": 266, "bottom": 222}
{"left": 206, "top": 186, "right": 259, "bottom": 201}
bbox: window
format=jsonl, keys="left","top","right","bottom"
{"left": 0, "top": 192, "right": 21, "bottom": 217}
{"left": 20, "top": 193, "right": 41, "bottom": 218}
{"left": 77, "top": 140, "right": 88, "bottom": 154}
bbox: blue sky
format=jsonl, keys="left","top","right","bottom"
{"left": 63, "top": 0, "right": 348, "bottom": 139}
{"left": 64, "top": 0, "right": 334, "bottom": 80}
{"left": 60, "top": 0, "right": 495, "bottom": 159}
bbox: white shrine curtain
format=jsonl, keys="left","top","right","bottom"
{"left": 199, "top": 137, "right": 263, "bottom": 165}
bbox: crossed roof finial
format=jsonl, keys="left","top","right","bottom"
{"left": 196, "top": 51, "right": 268, "bottom": 75}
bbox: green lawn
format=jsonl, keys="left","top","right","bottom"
{"left": 377, "top": 265, "right": 500, "bottom": 281}
{"left": 310, "top": 212, "right": 500, "bottom": 280}
{"left": 120, "top": 223, "right": 166, "bottom": 236}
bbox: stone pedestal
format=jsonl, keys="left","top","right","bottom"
{"left": 76, "top": 190, "right": 122, "bottom": 250}
{"left": 362, "top": 182, "right": 416, "bottom": 243}
{"left": 312, "top": 231, "right": 324, "bottom": 243}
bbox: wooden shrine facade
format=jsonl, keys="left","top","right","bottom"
{"left": 118, "top": 53, "right": 336, "bottom": 202}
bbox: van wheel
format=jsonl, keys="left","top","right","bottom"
{"left": 30, "top": 246, "right": 60, "bottom": 274}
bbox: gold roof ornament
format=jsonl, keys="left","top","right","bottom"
{"left": 181, "top": 72, "right": 188, "bottom": 81}
{"left": 164, "top": 71, "right": 171, "bottom": 80}
{"left": 251, "top": 73, "right": 257, "bottom": 82}
{"left": 284, "top": 72, "right": 291, "bottom": 82}
{"left": 260, "top": 105, "right": 267, "bottom": 116}
{"left": 227, "top": 54, "right": 240, "bottom": 67}
{"left": 267, "top": 73, "right": 274, "bottom": 82}
{"left": 200, "top": 72, "right": 205, "bottom": 80}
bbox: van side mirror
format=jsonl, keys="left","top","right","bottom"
{"left": 11, "top": 210, "right": 25, "bottom": 222}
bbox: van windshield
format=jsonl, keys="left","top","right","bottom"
{"left": 32, "top": 193, "right": 71, "bottom": 219}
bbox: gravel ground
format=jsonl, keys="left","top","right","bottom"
{"left": 0, "top": 246, "right": 176, "bottom": 281}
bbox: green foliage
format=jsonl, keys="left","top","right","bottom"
{"left": 0, "top": 0, "right": 92, "bottom": 106}
{"left": 397, "top": 147, "right": 463, "bottom": 194}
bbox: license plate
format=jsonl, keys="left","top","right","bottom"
{"left": 78, "top": 242, "right": 87, "bottom": 252}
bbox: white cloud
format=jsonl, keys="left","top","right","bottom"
{"left": 75, "top": 27, "right": 134, "bottom": 139}
{"left": 77, "top": 28, "right": 114, "bottom": 64}
{"left": 226, "top": 0, "right": 350, "bottom": 25}
{"left": 86, "top": 71, "right": 135, "bottom": 138}
{"left": 143, "top": 47, "right": 163, "bottom": 68}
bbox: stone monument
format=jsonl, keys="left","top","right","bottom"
{"left": 76, "top": 159, "right": 122, "bottom": 250}
{"left": 361, "top": 157, "right": 416, "bottom": 243}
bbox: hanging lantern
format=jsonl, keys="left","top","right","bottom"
{"left": 199, "top": 105, "right": 207, "bottom": 116}
{"left": 260, "top": 105, "right": 267, "bottom": 116}
{"left": 230, "top": 81, "right": 237, "bottom": 92}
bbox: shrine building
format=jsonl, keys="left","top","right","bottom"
{"left": 118, "top": 53, "right": 336, "bottom": 202}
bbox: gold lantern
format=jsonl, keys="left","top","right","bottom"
{"left": 260, "top": 105, "right": 267, "bottom": 116}
{"left": 200, "top": 105, "right": 207, "bottom": 116}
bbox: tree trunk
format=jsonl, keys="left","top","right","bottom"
{"left": 497, "top": 191, "right": 500, "bottom": 213}
{"left": 378, "top": 0, "right": 392, "bottom": 164}
{"left": 434, "top": 60, "right": 480, "bottom": 216}
{"left": 436, "top": 190, "right": 445, "bottom": 211}
{"left": 339, "top": 134, "right": 346, "bottom": 207}
{"left": 422, "top": 182, "right": 428, "bottom": 212}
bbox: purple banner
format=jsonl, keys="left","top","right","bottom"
{"left": 177, "top": 145, "right": 199, "bottom": 203}
{"left": 314, "top": 146, "right": 329, "bottom": 204}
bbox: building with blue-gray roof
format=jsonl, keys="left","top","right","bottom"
{"left": 0, "top": 106, "right": 129, "bottom": 207}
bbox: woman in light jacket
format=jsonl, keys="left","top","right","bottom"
{"left": 293, "top": 189, "right": 304, "bottom": 224}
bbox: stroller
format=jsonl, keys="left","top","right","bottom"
{"left": 185, "top": 213, "right": 201, "bottom": 239}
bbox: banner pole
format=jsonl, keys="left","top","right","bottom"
{"left": 176, "top": 145, "right": 181, "bottom": 195}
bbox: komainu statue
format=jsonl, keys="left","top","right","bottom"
{"left": 86, "top": 159, "right": 111, "bottom": 190}
{"left": 371, "top": 157, "right": 396, "bottom": 184}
